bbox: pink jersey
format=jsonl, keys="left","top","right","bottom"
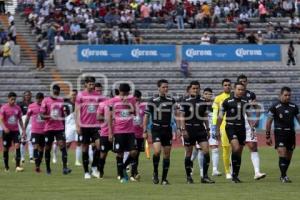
{"left": 40, "top": 97, "right": 65, "bottom": 131}
{"left": 134, "top": 102, "right": 146, "bottom": 139}
{"left": 76, "top": 90, "right": 106, "bottom": 128}
{"left": 27, "top": 102, "right": 45, "bottom": 134}
{"left": 109, "top": 96, "right": 136, "bottom": 135}
{"left": 0, "top": 103, "right": 22, "bottom": 132}
{"left": 97, "top": 99, "right": 110, "bottom": 137}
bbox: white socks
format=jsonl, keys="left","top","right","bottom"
{"left": 211, "top": 148, "right": 220, "bottom": 172}
{"left": 28, "top": 142, "right": 34, "bottom": 159}
{"left": 191, "top": 148, "right": 198, "bottom": 162}
{"left": 197, "top": 150, "right": 204, "bottom": 177}
{"left": 75, "top": 146, "right": 82, "bottom": 163}
{"left": 20, "top": 144, "right": 25, "bottom": 161}
{"left": 123, "top": 151, "right": 130, "bottom": 163}
{"left": 251, "top": 152, "right": 260, "bottom": 174}
{"left": 89, "top": 145, "right": 93, "bottom": 163}
{"left": 52, "top": 143, "right": 58, "bottom": 161}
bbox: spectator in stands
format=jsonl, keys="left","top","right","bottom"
{"left": 175, "top": 2, "right": 185, "bottom": 30}
{"left": 226, "top": 11, "right": 235, "bottom": 28}
{"left": 201, "top": 32, "right": 210, "bottom": 45}
{"left": 195, "top": 11, "right": 204, "bottom": 28}
{"left": 273, "top": 2, "right": 284, "bottom": 17}
{"left": 282, "top": 0, "right": 294, "bottom": 17}
{"left": 240, "top": 0, "right": 250, "bottom": 13}
{"left": 54, "top": 31, "right": 64, "bottom": 49}
{"left": 111, "top": 26, "right": 120, "bottom": 44}
{"left": 152, "top": 1, "right": 162, "bottom": 17}
{"left": 133, "top": 27, "right": 142, "bottom": 44}
{"left": 36, "top": 37, "right": 46, "bottom": 70}
{"left": 47, "top": 23, "right": 56, "bottom": 54}
{"left": 239, "top": 10, "right": 250, "bottom": 28}
{"left": 104, "top": 9, "right": 120, "bottom": 28}
{"left": 0, "top": 0, "right": 5, "bottom": 15}
{"left": 257, "top": 30, "right": 264, "bottom": 45}
{"left": 211, "top": 3, "right": 221, "bottom": 27}
{"left": 119, "top": 29, "right": 127, "bottom": 44}
{"left": 165, "top": 13, "right": 175, "bottom": 30}
{"left": 180, "top": 60, "right": 189, "bottom": 78}
{"left": 8, "top": 21, "right": 17, "bottom": 44}
{"left": 202, "top": 2, "right": 211, "bottom": 28}
{"left": 140, "top": 3, "right": 152, "bottom": 28}
{"left": 247, "top": 31, "right": 258, "bottom": 44}
{"left": 297, "top": 0, "right": 300, "bottom": 17}
{"left": 87, "top": 27, "right": 98, "bottom": 44}
{"left": 85, "top": 14, "right": 95, "bottom": 30}
{"left": 126, "top": 29, "right": 134, "bottom": 44}
{"left": 266, "top": 22, "right": 276, "bottom": 39}
{"left": 236, "top": 21, "right": 246, "bottom": 39}
{"left": 7, "top": 12, "right": 14, "bottom": 24}
{"left": 265, "top": 0, "right": 275, "bottom": 17}
{"left": 1, "top": 37, "right": 16, "bottom": 66}
{"left": 0, "top": 27, "right": 7, "bottom": 45}
{"left": 274, "top": 22, "right": 284, "bottom": 38}
{"left": 287, "top": 40, "right": 296, "bottom": 65}
{"left": 102, "top": 29, "right": 112, "bottom": 44}
{"left": 289, "top": 15, "right": 300, "bottom": 33}
{"left": 259, "top": 1, "right": 268, "bottom": 22}
{"left": 70, "top": 21, "right": 82, "bottom": 40}
{"left": 210, "top": 32, "right": 218, "bottom": 44}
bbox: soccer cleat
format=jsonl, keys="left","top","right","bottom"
{"left": 63, "top": 168, "right": 72, "bottom": 175}
{"left": 232, "top": 177, "right": 242, "bottom": 183}
{"left": 187, "top": 176, "right": 194, "bottom": 184}
{"left": 100, "top": 171, "right": 104, "bottom": 179}
{"left": 52, "top": 158, "right": 57, "bottom": 164}
{"left": 84, "top": 173, "right": 92, "bottom": 179}
{"left": 35, "top": 167, "right": 41, "bottom": 173}
{"left": 120, "top": 178, "right": 128, "bottom": 183}
{"left": 4, "top": 168, "right": 10, "bottom": 173}
{"left": 117, "top": 176, "right": 121, "bottom": 180}
{"left": 130, "top": 176, "right": 137, "bottom": 182}
{"left": 254, "top": 172, "right": 266, "bottom": 180}
{"left": 152, "top": 173, "right": 159, "bottom": 184}
{"left": 212, "top": 170, "right": 222, "bottom": 176}
{"left": 134, "top": 174, "right": 141, "bottom": 181}
{"left": 91, "top": 169, "right": 100, "bottom": 179}
{"left": 161, "top": 179, "right": 170, "bottom": 185}
{"left": 226, "top": 173, "right": 232, "bottom": 179}
{"left": 201, "top": 177, "right": 215, "bottom": 184}
{"left": 46, "top": 169, "right": 52, "bottom": 175}
{"left": 29, "top": 158, "right": 35, "bottom": 164}
{"left": 280, "top": 176, "right": 292, "bottom": 183}
{"left": 75, "top": 161, "right": 82, "bottom": 166}
{"left": 190, "top": 167, "right": 194, "bottom": 176}
{"left": 15, "top": 167, "right": 24, "bottom": 172}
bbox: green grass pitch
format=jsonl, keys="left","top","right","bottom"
{"left": 0, "top": 147, "right": 300, "bottom": 200}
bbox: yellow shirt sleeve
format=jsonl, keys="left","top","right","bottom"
{"left": 212, "top": 96, "right": 220, "bottom": 125}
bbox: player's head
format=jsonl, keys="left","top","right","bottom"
{"left": 110, "top": 89, "right": 119, "bottom": 98}
{"left": 186, "top": 85, "right": 192, "bottom": 95}
{"left": 189, "top": 81, "right": 200, "bottom": 97}
{"left": 36, "top": 92, "right": 44, "bottom": 104}
{"left": 23, "top": 90, "right": 32, "bottom": 102}
{"left": 52, "top": 84, "right": 60, "bottom": 96}
{"left": 119, "top": 83, "right": 131, "bottom": 96}
{"left": 222, "top": 79, "right": 231, "bottom": 93}
{"left": 134, "top": 90, "right": 142, "bottom": 102}
{"left": 71, "top": 89, "right": 78, "bottom": 102}
{"left": 280, "top": 86, "right": 291, "bottom": 103}
{"left": 95, "top": 82, "right": 102, "bottom": 94}
{"left": 237, "top": 74, "right": 248, "bottom": 88}
{"left": 8, "top": 92, "right": 17, "bottom": 105}
{"left": 203, "top": 88, "right": 213, "bottom": 101}
{"left": 157, "top": 79, "right": 169, "bottom": 96}
{"left": 234, "top": 82, "right": 245, "bottom": 98}
{"left": 84, "top": 76, "right": 96, "bottom": 92}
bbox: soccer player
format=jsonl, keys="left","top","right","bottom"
{"left": 95, "top": 82, "right": 103, "bottom": 95}
{"left": 179, "top": 81, "right": 215, "bottom": 184}
{"left": 131, "top": 90, "right": 146, "bottom": 181}
{"left": 24, "top": 92, "right": 45, "bottom": 173}
{"left": 75, "top": 76, "right": 105, "bottom": 179}
{"left": 203, "top": 87, "right": 222, "bottom": 176}
{"left": 0, "top": 92, "right": 25, "bottom": 172}
{"left": 64, "top": 89, "right": 82, "bottom": 166}
{"left": 216, "top": 83, "right": 252, "bottom": 183}
{"left": 40, "top": 84, "right": 72, "bottom": 175}
{"left": 107, "top": 83, "right": 137, "bottom": 183}
{"left": 266, "top": 87, "right": 300, "bottom": 183}
{"left": 211, "top": 79, "right": 232, "bottom": 179}
{"left": 143, "top": 79, "right": 178, "bottom": 185}
{"left": 237, "top": 74, "right": 266, "bottom": 180}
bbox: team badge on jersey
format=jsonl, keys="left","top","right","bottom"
{"left": 8, "top": 116, "right": 16, "bottom": 124}
{"left": 87, "top": 105, "right": 96, "bottom": 113}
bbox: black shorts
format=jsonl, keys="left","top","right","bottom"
{"left": 45, "top": 130, "right": 66, "bottom": 146}
{"left": 225, "top": 125, "right": 246, "bottom": 146}
{"left": 184, "top": 126, "right": 208, "bottom": 146}
{"left": 31, "top": 133, "right": 45, "bottom": 147}
{"left": 2, "top": 131, "right": 21, "bottom": 148}
{"left": 100, "top": 136, "right": 113, "bottom": 153}
{"left": 136, "top": 138, "right": 145, "bottom": 152}
{"left": 151, "top": 125, "right": 172, "bottom": 147}
{"left": 274, "top": 130, "right": 296, "bottom": 151}
{"left": 113, "top": 133, "right": 136, "bottom": 153}
{"left": 81, "top": 127, "right": 100, "bottom": 145}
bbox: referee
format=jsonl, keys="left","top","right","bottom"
{"left": 143, "top": 79, "right": 179, "bottom": 185}
{"left": 266, "top": 87, "right": 300, "bottom": 183}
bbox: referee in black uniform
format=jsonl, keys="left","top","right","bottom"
{"left": 179, "top": 81, "right": 214, "bottom": 184}
{"left": 216, "top": 82, "right": 252, "bottom": 183}
{"left": 266, "top": 87, "right": 300, "bottom": 183}
{"left": 143, "top": 79, "right": 179, "bottom": 185}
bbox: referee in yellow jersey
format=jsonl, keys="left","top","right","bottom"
{"left": 211, "top": 79, "right": 232, "bottom": 179}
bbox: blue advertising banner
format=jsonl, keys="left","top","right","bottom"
{"left": 77, "top": 45, "right": 176, "bottom": 62}
{"left": 182, "top": 45, "right": 281, "bottom": 62}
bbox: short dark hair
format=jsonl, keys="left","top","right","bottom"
{"left": 134, "top": 90, "right": 142, "bottom": 98}
{"left": 110, "top": 89, "right": 119, "bottom": 97}
{"left": 52, "top": 84, "right": 60, "bottom": 92}
{"left": 119, "top": 83, "right": 131, "bottom": 93}
{"left": 204, "top": 88, "right": 213, "bottom": 93}
{"left": 222, "top": 79, "right": 231, "bottom": 85}
{"left": 281, "top": 86, "right": 291, "bottom": 94}
{"left": 84, "top": 76, "right": 96, "bottom": 84}
{"left": 186, "top": 85, "right": 191, "bottom": 93}
{"left": 189, "top": 80, "right": 200, "bottom": 87}
{"left": 23, "top": 90, "right": 32, "bottom": 95}
{"left": 95, "top": 82, "right": 102, "bottom": 88}
{"left": 36, "top": 92, "right": 44, "bottom": 99}
{"left": 72, "top": 89, "right": 78, "bottom": 93}
{"left": 234, "top": 82, "right": 245, "bottom": 88}
{"left": 237, "top": 74, "right": 248, "bottom": 82}
{"left": 157, "top": 79, "right": 168, "bottom": 87}
{"left": 8, "top": 92, "right": 17, "bottom": 98}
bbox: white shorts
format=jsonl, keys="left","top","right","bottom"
{"left": 245, "top": 117, "right": 257, "bottom": 143}
{"left": 65, "top": 128, "right": 78, "bottom": 143}
{"left": 208, "top": 135, "right": 219, "bottom": 146}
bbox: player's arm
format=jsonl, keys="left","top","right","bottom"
{"left": 143, "top": 100, "right": 153, "bottom": 140}
{"left": 216, "top": 100, "right": 226, "bottom": 139}
{"left": 251, "top": 97, "right": 261, "bottom": 127}
{"left": 40, "top": 100, "right": 50, "bottom": 120}
{"left": 107, "top": 105, "right": 113, "bottom": 142}
{"left": 174, "top": 102, "right": 183, "bottom": 138}
{"left": 0, "top": 115, "right": 9, "bottom": 134}
{"left": 74, "top": 104, "right": 81, "bottom": 135}
{"left": 265, "top": 106, "right": 275, "bottom": 146}
{"left": 18, "top": 117, "right": 26, "bottom": 139}
{"left": 203, "top": 112, "right": 210, "bottom": 138}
